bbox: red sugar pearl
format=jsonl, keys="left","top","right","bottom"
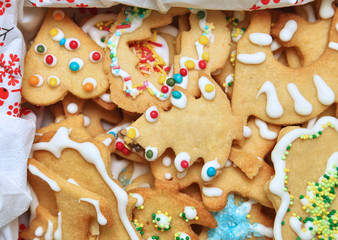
{"left": 122, "top": 148, "right": 131, "bottom": 155}
{"left": 69, "top": 40, "right": 78, "bottom": 49}
{"left": 116, "top": 142, "right": 124, "bottom": 151}
{"left": 198, "top": 60, "right": 207, "bottom": 69}
{"left": 181, "top": 160, "right": 189, "bottom": 169}
{"left": 150, "top": 110, "right": 158, "bottom": 119}
{"left": 45, "top": 55, "right": 54, "bottom": 65}
{"left": 180, "top": 68, "right": 187, "bottom": 76}
{"left": 92, "top": 51, "right": 101, "bottom": 61}
{"left": 161, "top": 85, "right": 169, "bottom": 93}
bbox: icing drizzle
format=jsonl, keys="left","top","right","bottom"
{"left": 31, "top": 127, "right": 139, "bottom": 239}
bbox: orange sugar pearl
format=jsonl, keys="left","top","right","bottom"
{"left": 83, "top": 82, "right": 94, "bottom": 92}
{"left": 54, "top": 13, "right": 63, "bottom": 21}
{"left": 29, "top": 76, "right": 39, "bottom": 86}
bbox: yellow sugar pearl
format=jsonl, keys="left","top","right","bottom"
{"left": 185, "top": 60, "right": 195, "bottom": 70}
{"left": 158, "top": 76, "right": 166, "bottom": 84}
{"left": 246, "top": 214, "right": 251, "bottom": 219}
{"left": 199, "top": 35, "right": 209, "bottom": 45}
{"left": 205, "top": 84, "right": 214, "bottom": 92}
{"left": 49, "top": 28, "right": 59, "bottom": 37}
{"left": 202, "top": 52, "right": 209, "bottom": 61}
{"left": 48, "top": 77, "right": 58, "bottom": 87}
{"left": 127, "top": 128, "right": 137, "bottom": 139}
{"left": 121, "top": 29, "right": 125, "bottom": 33}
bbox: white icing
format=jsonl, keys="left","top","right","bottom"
{"left": 250, "top": 222, "right": 273, "bottom": 238}
{"left": 155, "top": 213, "right": 171, "bottom": 229}
{"left": 243, "top": 126, "right": 252, "bottom": 138}
{"left": 65, "top": 38, "right": 80, "bottom": 51}
{"left": 28, "top": 183, "right": 39, "bottom": 223}
{"left": 145, "top": 146, "right": 158, "bottom": 161}
{"left": 225, "top": 160, "right": 233, "bottom": 167}
{"left": 249, "top": 33, "right": 272, "bottom": 46}
{"left": 184, "top": 206, "right": 197, "bottom": 220}
{"left": 289, "top": 217, "right": 313, "bottom": 240}
{"left": 237, "top": 52, "right": 266, "bottom": 64}
{"left": 83, "top": 115, "right": 90, "bottom": 127}
{"left": 35, "top": 226, "right": 43, "bottom": 237}
{"left": 145, "top": 106, "right": 159, "bottom": 123}
{"left": 67, "top": 178, "right": 79, "bottom": 186}
{"left": 162, "top": 156, "right": 172, "bottom": 167}
{"left": 131, "top": 193, "right": 144, "bottom": 207}
{"left": 50, "top": 28, "right": 64, "bottom": 41}
{"left": 28, "top": 164, "right": 60, "bottom": 192}
{"left": 336, "top": 23, "right": 338, "bottom": 32}
{"left": 256, "top": 81, "right": 284, "bottom": 118}
{"left": 157, "top": 25, "right": 179, "bottom": 37}
{"left": 54, "top": 212, "right": 62, "bottom": 240}
{"left": 287, "top": 83, "right": 313, "bottom": 116}
{"left": 303, "top": 4, "right": 316, "bottom": 23}
{"left": 198, "top": 76, "right": 216, "bottom": 101}
{"left": 201, "top": 159, "right": 220, "bottom": 182}
{"left": 82, "top": 14, "right": 117, "bottom": 48}
{"left": 269, "top": 117, "right": 338, "bottom": 240}
{"left": 66, "top": 103, "right": 78, "bottom": 114}
{"left": 313, "top": 75, "right": 335, "bottom": 105}
{"left": 328, "top": 41, "right": 338, "bottom": 51}
{"left": 69, "top": 58, "right": 84, "bottom": 71}
{"left": 31, "top": 127, "right": 139, "bottom": 239}
{"left": 224, "top": 74, "right": 233, "bottom": 93}
{"left": 99, "top": 93, "right": 113, "bottom": 103}
{"left": 32, "top": 75, "right": 43, "bottom": 87}
{"left": 174, "top": 152, "right": 191, "bottom": 172}
{"left": 82, "top": 78, "right": 97, "bottom": 90}
{"left": 47, "top": 76, "right": 60, "bottom": 87}
{"left": 231, "top": 28, "right": 243, "bottom": 43}
{"left": 45, "top": 220, "right": 53, "bottom": 240}
{"left": 79, "top": 198, "right": 108, "bottom": 225}
{"left": 102, "top": 137, "right": 112, "bottom": 147}
{"left": 165, "top": 173, "right": 172, "bottom": 180}
{"left": 202, "top": 187, "right": 223, "bottom": 197}
{"left": 319, "top": 0, "right": 335, "bottom": 19}
{"left": 271, "top": 39, "right": 282, "bottom": 52}
{"left": 254, "top": 118, "right": 277, "bottom": 140}
{"left": 279, "top": 20, "right": 298, "bottom": 42}
{"left": 44, "top": 54, "right": 57, "bottom": 67}
{"left": 171, "top": 91, "right": 187, "bottom": 109}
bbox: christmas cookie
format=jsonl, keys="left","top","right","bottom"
{"left": 23, "top": 158, "right": 114, "bottom": 240}
{"left": 268, "top": 116, "right": 338, "bottom": 239}
{"left": 232, "top": 10, "right": 337, "bottom": 125}
{"left": 103, "top": 7, "right": 189, "bottom": 113}
{"left": 124, "top": 73, "right": 243, "bottom": 182}
{"left": 22, "top": 9, "right": 109, "bottom": 106}
{"left": 30, "top": 119, "right": 140, "bottom": 240}
{"left": 128, "top": 180, "right": 217, "bottom": 240}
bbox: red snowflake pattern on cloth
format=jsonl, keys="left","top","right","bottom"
{"left": 250, "top": 4, "right": 261, "bottom": 10}
{"left": 0, "top": 0, "right": 11, "bottom": 15}
{"left": 0, "top": 53, "right": 22, "bottom": 86}
{"left": 7, "top": 101, "right": 20, "bottom": 117}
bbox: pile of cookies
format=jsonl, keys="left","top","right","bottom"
{"left": 19, "top": 1, "right": 337, "bottom": 239}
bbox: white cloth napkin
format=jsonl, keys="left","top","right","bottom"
{"left": 0, "top": 114, "right": 35, "bottom": 234}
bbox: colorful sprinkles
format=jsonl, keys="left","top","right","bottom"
{"left": 152, "top": 210, "right": 172, "bottom": 231}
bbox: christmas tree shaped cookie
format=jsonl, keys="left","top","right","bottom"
{"left": 124, "top": 73, "right": 243, "bottom": 182}
{"left": 232, "top": 10, "right": 337, "bottom": 125}
{"left": 128, "top": 180, "right": 217, "bottom": 240}
{"left": 268, "top": 116, "right": 338, "bottom": 240}
{"left": 22, "top": 9, "right": 109, "bottom": 106}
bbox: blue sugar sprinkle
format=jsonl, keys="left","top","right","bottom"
{"left": 207, "top": 194, "right": 253, "bottom": 240}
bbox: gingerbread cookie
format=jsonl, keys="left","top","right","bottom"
{"left": 128, "top": 180, "right": 217, "bottom": 240}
